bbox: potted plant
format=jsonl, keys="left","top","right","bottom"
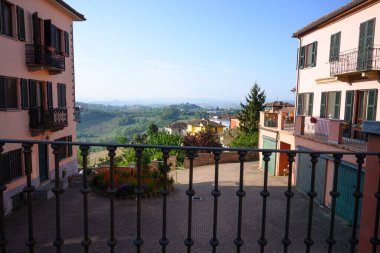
{"left": 310, "top": 116, "right": 317, "bottom": 124}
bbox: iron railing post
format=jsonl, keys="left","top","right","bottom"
{"left": 159, "top": 149, "right": 170, "bottom": 252}
{"left": 327, "top": 154, "right": 343, "bottom": 253}
{"left": 79, "top": 145, "right": 91, "bottom": 253}
{"left": 210, "top": 150, "right": 221, "bottom": 253}
{"left": 282, "top": 152, "right": 296, "bottom": 253}
{"left": 52, "top": 143, "right": 65, "bottom": 253}
{"left": 234, "top": 151, "right": 246, "bottom": 253}
{"left": 349, "top": 154, "right": 365, "bottom": 252}
{"left": 258, "top": 152, "right": 271, "bottom": 253}
{"left": 134, "top": 147, "right": 144, "bottom": 253}
{"left": 22, "top": 143, "right": 35, "bottom": 253}
{"left": 185, "top": 150, "right": 196, "bottom": 253}
{"left": 107, "top": 146, "right": 117, "bottom": 252}
{"left": 304, "top": 153, "right": 320, "bottom": 253}
{"left": 371, "top": 155, "right": 380, "bottom": 253}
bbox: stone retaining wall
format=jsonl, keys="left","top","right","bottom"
{"left": 184, "top": 152, "right": 258, "bottom": 168}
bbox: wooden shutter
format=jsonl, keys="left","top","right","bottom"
{"left": 32, "top": 13, "right": 40, "bottom": 45}
{"left": 51, "top": 25, "right": 57, "bottom": 50}
{"left": 29, "top": 80, "right": 37, "bottom": 108}
{"left": 297, "top": 94, "right": 302, "bottom": 115}
{"left": 64, "top": 31, "right": 69, "bottom": 56}
{"left": 308, "top": 93, "right": 314, "bottom": 116}
{"left": 16, "top": 6, "right": 25, "bottom": 41}
{"left": 67, "top": 135, "right": 73, "bottom": 157}
{"left": 62, "top": 84, "right": 66, "bottom": 107}
{"left": 20, "top": 79, "right": 28, "bottom": 109}
{"left": 329, "top": 32, "right": 341, "bottom": 62}
{"left": 367, "top": 89, "right": 377, "bottom": 121}
{"left": 299, "top": 46, "right": 305, "bottom": 69}
{"left": 0, "top": 76, "right": 5, "bottom": 110}
{"left": 334, "top": 92, "right": 341, "bottom": 119}
{"left": 311, "top": 42, "right": 318, "bottom": 67}
{"left": 320, "top": 92, "right": 327, "bottom": 118}
{"left": 344, "top": 90, "right": 354, "bottom": 123}
{"left": 44, "top": 20, "right": 52, "bottom": 47}
{"left": 47, "top": 82, "right": 53, "bottom": 109}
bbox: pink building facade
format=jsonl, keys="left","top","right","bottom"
{"left": 0, "top": 0, "right": 84, "bottom": 214}
{"left": 293, "top": 1, "right": 380, "bottom": 252}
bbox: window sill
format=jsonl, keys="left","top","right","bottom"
{"left": 0, "top": 33, "right": 21, "bottom": 42}
{"left": 0, "top": 108, "right": 23, "bottom": 112}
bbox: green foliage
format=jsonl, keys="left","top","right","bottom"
{"left": 115, "top": 135, "right": 127, "bottom": 144}
{"left": 147, "top": 123, "right": 159, "bottom": 136}
{"left": 183, "top": 130, "right": 222, "bottom": 149}
{"left": 230, "top": 131, "right": 258, "bottom": 148}
{"left": 237, "top": 82, "right": 266, "bottom": 133}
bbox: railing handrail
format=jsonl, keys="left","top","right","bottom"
{"left": 0, "top": 139, "right": 378, "bottom": 155}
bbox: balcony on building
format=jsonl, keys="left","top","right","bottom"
{"left": 260, "top": 101, "right": 295, "bottom": 131}
{"left": 29, "top": 108, "right": 68, "bottom": 134}
{"left": 295, "top": 116, "right": 368, "bottom": 151}
{"left": 330, "top": 46, "right": 380, "bottom": 82}
{"left": 25, "top": 44, "right": 66, "bottom": 74}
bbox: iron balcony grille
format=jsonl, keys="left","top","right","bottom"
{"left": 330, "top": 47, "right": 380, "bottom": 76}
{"left": 1, "top": 139, "right": 380, "bottom": 252}
{"left": 25, "top": 44, "right": 65, "bottom": 72}
{"left": 29, "top": 108, "right": 68, "bottom": 131}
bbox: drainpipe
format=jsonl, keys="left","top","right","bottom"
{"left": 294, "top": 37, "right": 302, "bottom": 117}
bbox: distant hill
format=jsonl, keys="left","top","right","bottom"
{"left": 76, "top": 102, "right": 239, "bottom": 144}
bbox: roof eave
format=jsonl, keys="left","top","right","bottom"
{"left": 51, "top": 0, "right": 86, "bottom": 21}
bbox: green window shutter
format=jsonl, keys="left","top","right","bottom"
{"left": 64, "top": 31, "right": 69, "bottom": 56}
{"left": 44, "top": 20, "right": 52, "bottom": 47}
{"left": 32, "top": 13, "right": 40, "bottom": 45}
{"left": 335, "top": 32, "right": 341, "bottom": 60}
{"left": 51, "top": 25, "right": 57, "bottom": 50}
{"left": 329, "top": 34, "right": 335, "bottom": 62}
{"left": 311, "top": 42, "right": 318, "bottom": 67}
{"left": 299, "top": 46, "right": 305, "bottom": 69}
{"left": 308, "top": 93, "right": 314, "bottom": 116}
{"left": 16, "top": 6, "right": 25, "bottom": 41}
{"left": 367, "top": 89, "right": 377, "bottom": 121}
{"left": 334, "top": 91, "right": 341, "bottom": 119}
{"left": 297, "top": 94, "right": 302, "bottom": 115}
{"left": 320, "top": 92, "right": 327, "bottom": 118}
{"left": 344, "top": 90, "right": 354, "bottom": 123}
{"left": 29, "top": 80, "right": 37, "bottom": 108}
{"left": 20, "top": 79, "right": 28, "bottom": 109}
{"left": 0, "top": 77, "right": 5, "bottom": 109}
{"left": 47, "top": 82, "right": 53, "bottom": 109}
{"left": 67, "top": 135, "right": 73, "bottom": 157}
{"left": 63, "top": 84, "right": 66, "bottom": 107}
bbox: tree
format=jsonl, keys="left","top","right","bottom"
{"left": 230, "top": 131, "right": 258, "bottom": 148}
{"left": 237, "top": 82, "right": 266, "bottom": 133}
{"left": 147, "top": 123, "right": 159, "bottom": 136}
{"left": 183, "top": 130, "right": 222, "bottom": 150}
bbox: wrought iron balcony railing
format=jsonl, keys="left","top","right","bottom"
{"left": 25, "top": 44, "right": 65, "bottom": 72}
{"left": 330, "top": 47, "right": 380, "bottom": 76}
{"left": 264, "top": 113, "right": 278, "bottom": 128}
{"left": 29, "top": 108, "right": 68, "bottom": 131}
{"left": 0, "top": 139, "right": 380, "bottom": 252}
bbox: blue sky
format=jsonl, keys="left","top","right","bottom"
{"left": 66, "top": 0, "right": 351, "bottom": 103}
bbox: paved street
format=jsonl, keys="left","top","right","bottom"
{"left": 5, "top": 161, "right": 352, "bottom": 253}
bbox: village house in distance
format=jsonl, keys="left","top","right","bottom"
{"left": 0, "top": 0, "right": 85, "bottom": 214}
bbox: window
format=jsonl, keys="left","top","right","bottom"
{"left": 16, "top": 6, "right": 25, "bottom": 41}
{"left": 20, "top": 79, "right": 28, "bottom": 109}
{"left": 299, "top": 42, "right": 318, "bottom": 69}
{"left": 329, "top": 32, "right": 341, "bottom": 62}
{"left": 1, "top": 149, "right": 23, "bottom": 183}
{"left": 0, "top": 76, "right": 18, "bottom": 110}
{"left": 55, "top": 136, "right": 73, "bottom": 161}
{"left": 297, "top": 93, "right": 314, "bottom": 116}
{"left": 344, "top": 89, "right": 377, "bottom": 124}
{"left": 0, "top": 0, "right": 13, "bottom": 37}
{"left": 320, "top": 91, "right": 341, "bottom": 119}
{"left": 64, "top": 31, "right": 69, "bottom": 56}
{"left": 57, "top": 83, "right": 66, "bottom": 108}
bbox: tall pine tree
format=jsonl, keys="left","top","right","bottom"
{"left": 237, "top": 82, "right": 266, "bottom": 133}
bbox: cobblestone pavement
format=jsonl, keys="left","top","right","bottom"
{"left": 5, "top": 162, "right": 352, "bottom": 253}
